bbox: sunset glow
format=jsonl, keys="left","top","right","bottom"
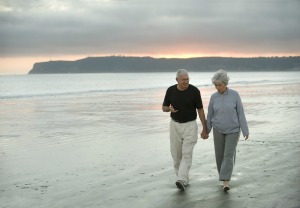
{"left": 1, "top": 51, "right": 300, "bottom": 75}
{"left": 1, "top": 0, "right": 299, "bottom": 74}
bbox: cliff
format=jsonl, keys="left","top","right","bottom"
{"left": 28, "top": 56, "right": 300, "bottom": 74}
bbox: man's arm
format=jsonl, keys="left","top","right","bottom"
{"left": 197, "top": 108, "right": 208, "bottom": 139}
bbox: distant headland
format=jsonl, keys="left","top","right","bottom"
{"left": 28, "top": 56, "right": 300, "bottom": 74}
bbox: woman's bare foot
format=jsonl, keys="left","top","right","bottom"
{"left": 223, "top": 180, "right": 230, "bottom": 192}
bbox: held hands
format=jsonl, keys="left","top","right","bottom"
{"left": 201, "top": 130, "right": 209, "bottom": 140}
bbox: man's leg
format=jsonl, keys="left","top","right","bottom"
{"left": 177, "top": 120, "right": 198, "bottom": 183}
{"left": 170, "top": 120, "right": 183, "bottom": 176}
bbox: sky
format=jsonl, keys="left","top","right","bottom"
{"left": 0, "top": 0, "right": 300, "bottom": 74}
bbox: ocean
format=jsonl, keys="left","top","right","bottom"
{"left": 0, "top": 71, "right": 300, "bottom": 208}
{"left": 0, "top": 71, "right": 299, "bottom": 100}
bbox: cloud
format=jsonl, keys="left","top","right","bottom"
{"left": 0, "top": 0, "right": 300, "bottom": 58}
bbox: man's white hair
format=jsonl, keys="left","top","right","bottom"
{"left": 176, "top": 69, "right": 189, "bottom": 78}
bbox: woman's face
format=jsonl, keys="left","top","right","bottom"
{"left": 214, "top": 81, "right": 227, "bottom": 94}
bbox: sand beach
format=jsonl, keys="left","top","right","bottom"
{"left": 0, "top": 78, "right": 300, "bottom": 208}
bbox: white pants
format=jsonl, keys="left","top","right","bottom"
{"left": 170, "top": 119, "right": 198, "bottom": 183}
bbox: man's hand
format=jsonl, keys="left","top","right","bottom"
{"left": 162, "top": 105, "right": 178, "bottom": 113}
{"left": 169, "top": 105, "right": 178, "bottom": 113}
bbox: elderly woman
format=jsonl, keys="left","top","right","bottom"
{"left": 206, "top": 69, "right": 249, "bottom": 192}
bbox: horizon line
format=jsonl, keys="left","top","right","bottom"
{"left": 55, "top": 55, "right": 300, "bottom": 62}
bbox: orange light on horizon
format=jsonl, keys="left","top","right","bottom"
{"left": 1, "top": 52, "right": 300, "bottom": 75}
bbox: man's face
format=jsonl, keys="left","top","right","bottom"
{"left": 176, "top": 74, "right": 189, "bottom": 90}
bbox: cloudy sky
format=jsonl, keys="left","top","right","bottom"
{"left": 0, "top": 0, "right": 299, "bottom": 74}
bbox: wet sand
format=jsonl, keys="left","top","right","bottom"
{"left": 0, "top": 82, "right": 300, "bottom": 208}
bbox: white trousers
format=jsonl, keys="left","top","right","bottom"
{"left": 170, "top": 119, "right": 198, "bottom": 183}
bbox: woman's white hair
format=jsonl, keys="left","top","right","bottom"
{"left": 176, "top": 69, "right": 189, "bottom": 78}
{"left": 211, "top": 69, "right": 230, "bottom": 85}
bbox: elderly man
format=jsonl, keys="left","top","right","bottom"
{"left": 162, "top": 69, "right": 208, "bottom": 191}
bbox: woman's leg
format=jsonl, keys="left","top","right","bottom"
{"left": 219, "top": 132, "right": 240, "bottom": 181}
{"left": 213, "top": 129, "right": 225, "bottom": 175}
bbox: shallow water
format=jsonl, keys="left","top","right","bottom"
{"left": 0, "top": 71, "right": 299, "bottom": 99}
{"left": 0, "top": 72, "right": 300, "bottom": 208}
